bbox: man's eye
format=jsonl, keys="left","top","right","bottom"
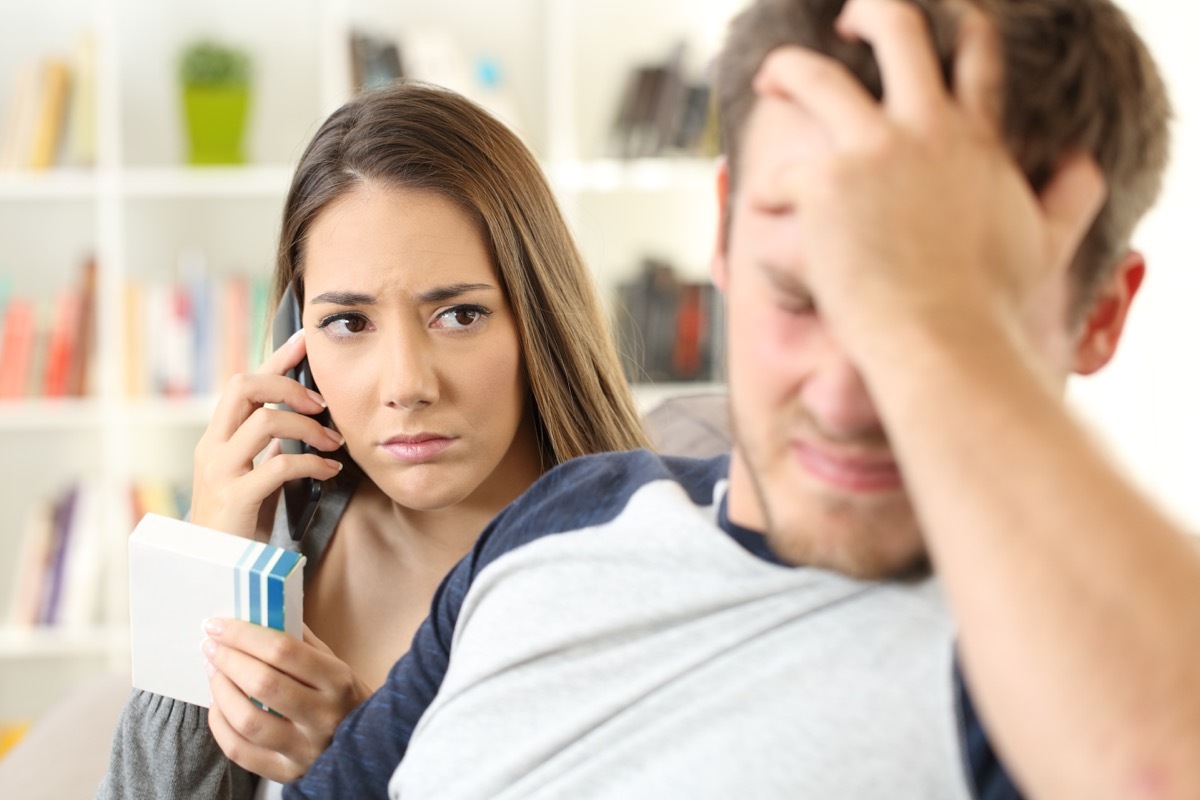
{"left": 434, "top": 305, "right": 492, "bottom": 330}
{"left": 781, "top": 297, "right": 817, "bottom": 316}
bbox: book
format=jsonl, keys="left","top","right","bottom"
{"left": 608, "top": 46, "right": 718, "bottom": 159}
{"left": 247, "top": 274, "right": 270, "bottom": 369}
{"left": 5, "top": 499, "right": 55, "bottom": 628}
{"left": 27, "top": 58, "right": 71, "bottom": 170}
{"left": 37, "top": 484, "right": 78, "bottom": 625}
{"left": 648, "top": 43, "right": 688, "bottom": 157}
{"left": 179, "top": 250, "right": 212, "bottom": 395}
{"left": 131, "top": 481, "right": 185, "bottom": 524}
{"left": 124, "top": 280, "right": 146, "bottom": 397}
{"left": 615, "top": 258, "right": 725, "bottom": 384}
{"left": 617, "top": 65, "right": 666, "bottom": 158}
{"left": 220, "top": 274, "right": 249, "bottom": 382}
{"left": 0, "top": 61, "right": 38, "bottom": 171}
{"left": 0, "top": 298, "right": 36, "bottom": 398}
{"left": 42, "top": 287, "right": 82, "bottom": 397}
{"left": 54, "top": 482, "right": 104, "bottom": 628}
{"left": 67, "top": 255, "right": 97, "bottom": 396}
{"left": 65, "top": 32, "right": 96, "bottom": 167}
{"left": 0, "top": 276, "right": 10, "bottom": 368}
{"left": 349, "top": 30, "right": 403, "bottom": 93}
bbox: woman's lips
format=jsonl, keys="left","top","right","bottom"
{"left": 791, "top": 441, "right": 903, "bottom": 492}
{"left": 380, "top": 435, "right": 456, "bottom": 463}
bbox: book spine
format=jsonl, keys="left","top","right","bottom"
{"left": 28, "top": 58, "right": 71, "bottom": 170}
{"left": 42, "top": 289, "right": 81, "bottom": 397}
{"left": 38, "top": 484, "right": 79, "bottom": 625}
{"left": 0, "top": 299, "right": 36, "bottom": 398}
{"left": 68, "top": 256, "right": 97, "bottom": 396}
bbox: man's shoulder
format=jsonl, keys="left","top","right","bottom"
{"left": 524, "top": 448, "right": 728, "bottom": 513}
{"left": 477, "top": 449, "right": 729, "bottom": 558}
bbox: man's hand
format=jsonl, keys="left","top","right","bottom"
{"left": 202, "top": 619, "right": 372, "bottom": 783}
{"left": 748, "top": 0, "right": 1105, "bottom": 362}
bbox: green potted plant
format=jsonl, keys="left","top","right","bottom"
{"left": 179, "top": 40, "right": 252, "bottom": 165}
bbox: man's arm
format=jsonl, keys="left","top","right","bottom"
{"left": 283, "top": 566, "right": 460, "bottom": 799}
{"left": 753, "top": 1, "right": 1200, "bottom": 797}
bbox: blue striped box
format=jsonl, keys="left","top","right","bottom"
{"left": 129, "top": 513, "right": 305, "bottom": 708}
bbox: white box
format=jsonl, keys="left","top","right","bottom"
{"left": 128, "top": 513, "right": 305, "bottom": 708}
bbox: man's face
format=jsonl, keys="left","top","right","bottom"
{"left": 713, "top": 99, "right": 1094, "bottom": 579}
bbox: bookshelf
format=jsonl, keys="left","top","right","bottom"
{"left": 0, "top": 0, "right": 742, "bottom": 722}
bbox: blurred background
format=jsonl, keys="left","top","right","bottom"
{"left": 0, "top": 0, "right": 1194, "bottom": 764}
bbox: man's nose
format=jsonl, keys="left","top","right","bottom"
{"left": 799, "top": 349, "right": 882, "bottom": 440}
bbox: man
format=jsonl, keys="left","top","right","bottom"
{"left": 275, "top": 0, "right": 1199, "bottom": 796}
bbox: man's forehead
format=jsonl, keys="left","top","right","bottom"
{"left": 740, "top": 97, "right": 832, "bottom": 185}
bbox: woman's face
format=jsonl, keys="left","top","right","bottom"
{"left": 300, "top": 183, "right": 542, "bottom": 513}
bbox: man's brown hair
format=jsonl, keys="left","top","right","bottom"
{"left": 714, "top": 0, "right": 1172, "bottom": 314}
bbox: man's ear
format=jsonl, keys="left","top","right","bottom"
{"left": 711, "top": 156, "right": 732, "bottom": 292}
{"left": 1072, "top": 249, "right": 1146, "bottom": 376}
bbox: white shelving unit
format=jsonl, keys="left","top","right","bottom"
{"left": 0, "top": 0, "right": 741, "bottom": 721}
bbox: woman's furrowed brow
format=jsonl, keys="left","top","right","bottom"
{"left": 308, "top": 283, "right": 497, "bottom": 307}
{"left": 309, "top": 290, "right": 376, "bottom": 306}
{"left": 414, "top": 283, "right": 496, "bottom": 304}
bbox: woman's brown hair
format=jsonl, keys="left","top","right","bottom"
{"left": 274, "top": 81, "right": 648, "bottom": 465}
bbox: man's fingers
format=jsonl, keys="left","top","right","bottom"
{"left": 836, "top": 0, "right": 948, "bottom": 123}
{"left": 950, "top": 1, "right": 1005, "bottom": 134}
{"left": 1039, "top": 153, "right": 1108, "bottom": 273}
{"left": 754, "top": 46, "right": 879, "bottom": 146}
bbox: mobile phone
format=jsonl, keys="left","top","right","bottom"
{"left": 271, "top": 282, "right": 332, "bottom": 542}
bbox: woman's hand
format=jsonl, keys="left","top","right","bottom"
{"left": 202, "top": 618, "right": 373, "bottom": 783}
{"left": 190, "top": 330, "right": 345, "bottom": 538}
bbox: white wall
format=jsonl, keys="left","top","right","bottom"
{"left": 1067, "top": 1, "right": 1200, "bottom": 531}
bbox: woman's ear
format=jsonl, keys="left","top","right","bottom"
{"left": 1072, "top": 250, "right": 1146, "bottom": 376}
{"left": 711, "top": 157, "right": 732, "bottom": 292}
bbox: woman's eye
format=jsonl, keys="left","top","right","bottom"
{"left": 316, "top": 313, "right": 370, "bottom": 336}
{"left": 434, "top": 305, "right": 492, "bottom": 330}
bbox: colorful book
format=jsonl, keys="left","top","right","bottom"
{"left": 27, "top": 58, "right": 71, "bottom": 170}
{"left": 0, "top": 298, "right": 35, "bottom": 398}
{"left": 68, "top": 255, "right": 97, "bottom": 396}
{"left": 4, "top": 499, "right": 54, "bottom": 628}
{"left": 42, "top": 288, "right": 82, "bottom": 397}
{"left": 55, "top": 482, "right": 103, "bottom": 628}
{"left": 124, "top": 279, "right": 146, "bottom": 397}
{"left": 65, "top": 32, "right": 96, "bottom": 167}
{"left": 37, "top": 484, "right": 79, "bottom": 625}
{"left": 0, "top": 62, "right": 38, "bottom": 171}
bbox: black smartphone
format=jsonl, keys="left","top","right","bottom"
{"left": 271, "top": 282, "right": 331, "bottom": 541}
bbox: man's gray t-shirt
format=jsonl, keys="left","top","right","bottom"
{"left": 288, "top": 450, "right": 1021, "bottom": 799}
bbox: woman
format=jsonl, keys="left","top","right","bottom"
{"left": 99, "top": 81, "right": 647, "bottom": 799}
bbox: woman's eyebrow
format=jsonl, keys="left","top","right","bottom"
{"left": 414, "top": 283, "right": 496, "bottom": 304}
{"left": 308, "top": 283, "right": 497, "bottom": 307}
{"left": 309, "top": 290, "right": 376, "bottom": 306}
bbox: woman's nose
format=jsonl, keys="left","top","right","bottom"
{"left": 380, "top": 332, "right": 439, "bottom": 410}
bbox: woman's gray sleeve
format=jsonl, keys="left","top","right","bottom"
{"left": 95, "top": 689, "right": 257, "bottom": 800}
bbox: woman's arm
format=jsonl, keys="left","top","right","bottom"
{"left": 96, "top": 689, "right": 256, "bottom": 800}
